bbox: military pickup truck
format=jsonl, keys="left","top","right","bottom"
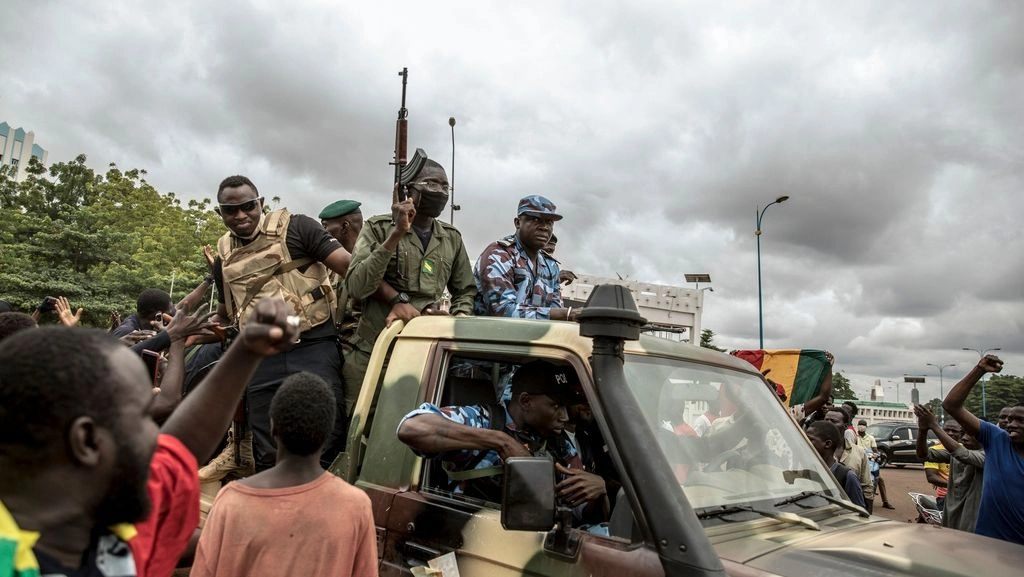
{"left": 330, "top": 285, "right": 1022, "bottom": 576}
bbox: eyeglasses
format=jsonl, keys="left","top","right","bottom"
{"left": 216, "top": 197, "right": 263, "bottom": 216}
{"left": 409, "top": 181, "right": 449, "bottom": 194}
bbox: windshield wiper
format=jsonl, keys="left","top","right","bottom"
{"left": 774, "top": 490, "right": 869, "bottom": 518}
{"left": 696, "top": 505, "right": 820, "bottom": 531}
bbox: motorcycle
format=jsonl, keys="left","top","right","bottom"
{"left": 908, "top": 492, "right": 943, "bottom": 526}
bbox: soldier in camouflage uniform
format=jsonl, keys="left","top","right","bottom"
{"left": 473, "top": 195, "right": 579, "bottom": 321}
{"left": 344, "top": 150, "right": 476, "bottom": 404}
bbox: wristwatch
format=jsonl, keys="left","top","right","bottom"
{"left": 389, "top": 292, "right": 411, "bottom": 306}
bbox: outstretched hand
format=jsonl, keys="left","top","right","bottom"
{"left": 54, "top": 296, "right": 83, "bottom": 327}
{"left": 202, "top": 244, "right": 217, "bottom": 271}
{"left": 978, "top": 354, "right": 1003, "bottom": 374}
{"left": 913, "top": 404, "right": 937, "bottom": 429}
{"left": 165, "top": 308, "right": 217, "bottom": 342}
{"left": 239, "top": 298, "right": 301, "bottom": 356}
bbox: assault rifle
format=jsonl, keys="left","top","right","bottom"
{"left": 392, "top": 67, "right": 409, "bottom": 202}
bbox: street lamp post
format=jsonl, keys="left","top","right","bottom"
{"left": 926, "top": 363, "right": 956, "bottom": 422}
{"left": 962, "top": 347, "right": 1001, "bottom": 418}
{"left": 756, "top": 196, "right": 789, "bottom": 349}
{"left": 887, "top": 380, "right": 901, "bottom": 403}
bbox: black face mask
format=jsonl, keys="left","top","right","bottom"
{"left": 415, "top": 192, "right": 448, "bottom": 218}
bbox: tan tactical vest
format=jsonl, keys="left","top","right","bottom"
{"left": 217, "top": 209, "right": 336, "bottom": 332}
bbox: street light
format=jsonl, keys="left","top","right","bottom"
{"left": 962, "top": 347, "right": 1001, "bottom": 418}
{"left": 448, "top": 117, "right": 461, "bottom": 224}
{"left": 756, "top": 195, "right": 789, "bottom": 349}
{"left": 887, "top": 379, "right": 901, "bottom": 403}
{"left": 926, "top": 363, "right": 956, "bottom": 422}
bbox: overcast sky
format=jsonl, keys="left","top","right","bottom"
{"left": 2, "top": 0, "right": 1021, "bottom": 401}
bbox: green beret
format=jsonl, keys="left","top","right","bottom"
{"left": 318, "top": 200, "right": 361, "bottom": 220}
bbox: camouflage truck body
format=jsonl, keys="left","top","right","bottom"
{"left": 331, "top": 315, "right": 1023, "bottom": 577}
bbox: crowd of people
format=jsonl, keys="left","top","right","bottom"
{"left": 2, "top": 149, "right": 1022, "bottom": 575}
{"left": 0, "top": 150, "right": 583, "bottom": 576}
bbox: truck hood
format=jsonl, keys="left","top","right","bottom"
{"left": 719, "top": 518, "right": 1024, "bottom": 576}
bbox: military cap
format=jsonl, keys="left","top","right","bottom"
{"left": 319, "top": 200, "right": 361, "bottom": 220}
{"left": 511, "top": 360, "right": 584, "bottom": 405}
{"left": 517, "top": 195, "right": 563, "bottom": 221}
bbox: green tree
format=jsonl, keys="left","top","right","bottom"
{"left": 0, "top": 154, "right": 223, "bottom": 326}
{"left": 699, "top": 328, "right": 726, "bottom": 352}
{"left": 832, "top": 372, "right": 858, "bottom": 400}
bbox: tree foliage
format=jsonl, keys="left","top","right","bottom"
{"left": 832, "top": 372, "right": 858, "bottom": 400}
{"left": 699, "top": 328, "right": 726, "bottom": 352}
{"left": 962, "top": 374, "right": 1024, "bottom": 423}
{"left": 0, "top": 155, "right": 223, "bottom": 326}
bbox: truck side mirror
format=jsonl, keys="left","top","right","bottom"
{"left": 501, "top": 457, "right": 556, "bottom": 531}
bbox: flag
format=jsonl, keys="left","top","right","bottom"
{"left": 731, "top": 349, "right": 830, "bottom": 408}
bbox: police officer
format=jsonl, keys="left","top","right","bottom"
{"left": 473, "top": 195, "right": 578, "bottom": 320}
{"left": 344, "top": 150, "right": 476, "bottom": 406}
{"left": 212, "top": 175, "right": 350, "bottom": 472}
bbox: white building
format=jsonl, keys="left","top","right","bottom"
{"left": 0, "top": 122, "right": 48, "bottom": 182}
{"left": 561, "top": 274, "right": 705, "bottom": 342}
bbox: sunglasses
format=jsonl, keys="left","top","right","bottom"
{"left": 216, "top": 197, "right": 263, "bottom": 216}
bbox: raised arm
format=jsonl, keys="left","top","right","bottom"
{"left": 803, "top": 352, "right": 834, "bottom": 416}
{"left": 941, "top": 355, "right": 1003, "bottom": 438}
{"left": 346, "top": 203, "right": 414, "bottom": 300}
{"left": 914, "top": 404, "right": 938, "bottom": 458}
{"left": 916, "top": 403, "right": 965, "bottom": 455}
{"left": 151, "top": 339, "right": 185, "bottom": 424}
{"left": 161, "top": 298, "right": 299, "bottom": 463}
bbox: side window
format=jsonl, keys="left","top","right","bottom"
{"left": 416, "top": 351, "right": 627, "bottom": 533}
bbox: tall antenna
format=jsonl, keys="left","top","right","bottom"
{"left": 448, "top": 116, "right": 461, "bottom": 224}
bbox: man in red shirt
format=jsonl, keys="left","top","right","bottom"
{"left": 0, "top": 299, "right": 300, "bottom": 577}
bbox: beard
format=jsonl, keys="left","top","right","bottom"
{"left": 94, "top": 436, "right": 153, "bottom": 526}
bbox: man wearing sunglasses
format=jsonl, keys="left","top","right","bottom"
{"left": 344, "top": 149, "right": 477, "bottom": 404}
{"left": 211, "top": 175, "right": 351, "bottom": 474}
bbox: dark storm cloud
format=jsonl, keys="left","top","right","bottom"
{"left": 2, "top": 0, "right": 1021, "bottom": 385}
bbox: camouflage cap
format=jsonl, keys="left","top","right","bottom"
{"left": 517, "top": 195, "right": 563, "bottom": 221}
{"left": 512, "top": 360, "right": 584, "bottom": 405}
{"left": 319, "top": 200, "right": 361, "bottom": 220}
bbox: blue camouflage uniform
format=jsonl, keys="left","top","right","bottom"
{"left": 398, "top": 402, "right": 581, "bottom": 502}
{"left": 473, "top": 195, "right": 565, "bottom": 319}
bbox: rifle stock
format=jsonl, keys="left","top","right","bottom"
{"left": 393, "top": 67, "right": 409, "bottom": 202}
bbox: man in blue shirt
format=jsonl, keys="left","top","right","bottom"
{"left": 942, "top": 354, "right": 1024, "bottom": 545}
{"left": 473, "top": 195, "right": 578, "bottom": 321}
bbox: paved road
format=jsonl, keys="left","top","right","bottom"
{"left": 870, "top": 464, "right": 939, "bottom": 523}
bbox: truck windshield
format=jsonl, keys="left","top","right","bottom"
{"left": 623, "top": 354, "right": 845, "bottom": 510}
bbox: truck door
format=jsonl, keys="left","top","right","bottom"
{"left": 385, "top": 345, "right": 661, "bottom": 577}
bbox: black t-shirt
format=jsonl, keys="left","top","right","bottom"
{"left": 213, "top": 214, "right": 341, "bottom": 336}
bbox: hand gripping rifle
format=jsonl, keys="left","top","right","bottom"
{"left": 392, "top": 67, "right": 409, "bottom": 203}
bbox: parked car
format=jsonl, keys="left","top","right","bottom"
{"left": 868, "top": 421, "right": 939, "bottom": 467}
